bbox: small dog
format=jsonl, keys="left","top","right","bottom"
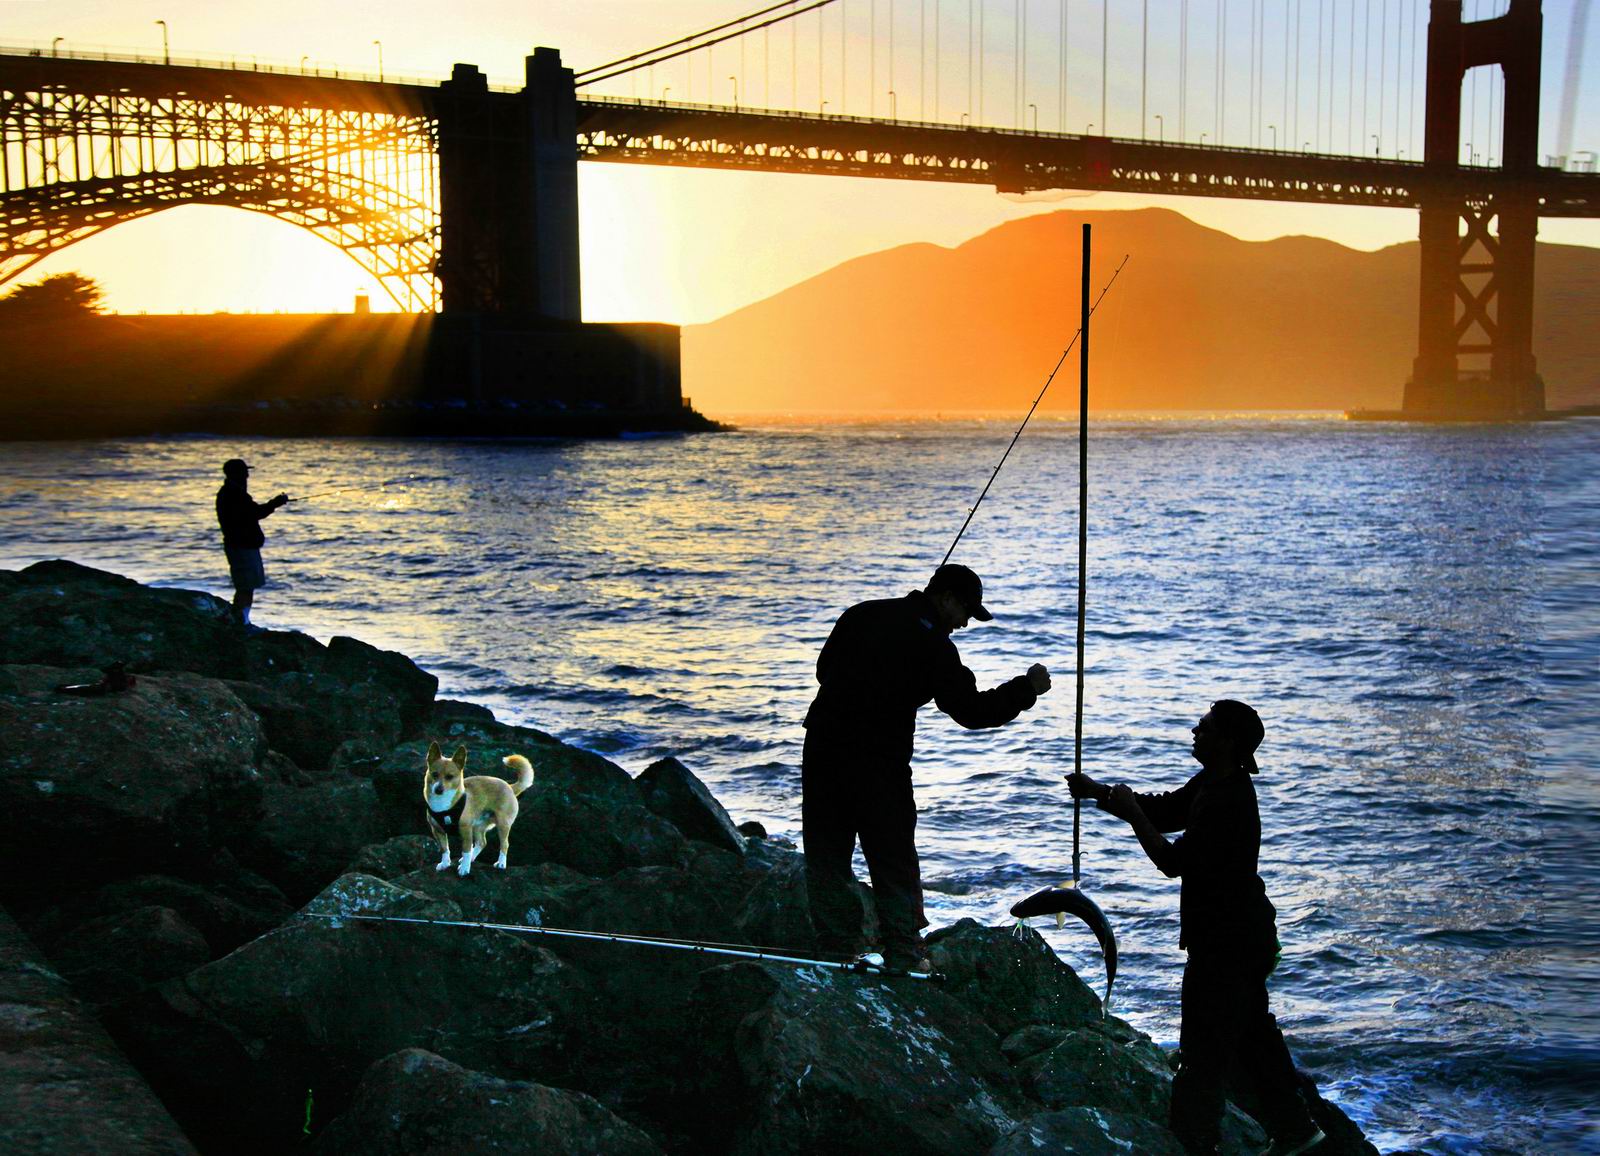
{"left": 422, "top": 741, "right": 535, "bottom": 876}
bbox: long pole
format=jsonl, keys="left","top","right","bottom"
{"left": 1074, "top": 222, "right": 1090, "bottom": 886}
{"left": 309, "top": 913, "right": 943, "bottom": 980}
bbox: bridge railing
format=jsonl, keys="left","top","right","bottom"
{"left": 0, "top": 42, "right": 521, "bottom": 93}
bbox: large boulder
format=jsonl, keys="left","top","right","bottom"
{"left": 0, "top": 561, "right": 238, "bottom": 676}
{"left": 636, "top": 756, "right": 745, "bottom": 855}
{"left": 48, "top": 905, "right": 211, "bottom": 1006}
{"left": 309, "top": 1048, "right": 662, "bottom": 1155}
{"left": 26, "top": 854, "right": 293, "bottom": 958}
{"left": 928, "top": 920, "right": 1105, "bottom": 1038}
{"left": 698, "top": 961, "right": 1024, "bottom": 1156}
{"left": 106, "top": 874, "right": 592, "bottom": 1154}
{"left": 235, "top": 779, "right": 394, "bottom": 903}
{"left": 0, "top": 666, "right": 267, "bottom": 911}
{"left": 989, "top": 1108, "right": 1187, "bottom": 1155}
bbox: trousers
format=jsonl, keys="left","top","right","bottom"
{"left": 1170, "top": 950, "right": 1316, "bottom": 1153}
{"left": 800, "top": 730, "right": 928, "bottom": 958}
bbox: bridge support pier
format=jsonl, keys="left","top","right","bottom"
{"left": 435, "top": 48, "right": 580, "bottom": 320}
{"left": 1404, "top": 0, "right": 1544, "bottom": 419}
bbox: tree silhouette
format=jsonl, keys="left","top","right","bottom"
{"left": 0, "top": 272, "right": 106, "bottom": 324}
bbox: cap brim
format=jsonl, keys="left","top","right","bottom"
{"left": 972, "top": 603, "right": 993, "bottom": 622}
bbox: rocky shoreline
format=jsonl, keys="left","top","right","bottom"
{"left": 0, "top": 561, "right": 1387, "bottom": 1154}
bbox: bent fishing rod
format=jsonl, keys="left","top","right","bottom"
{"left": 940, "top": 253, "right": 1130, "bottom": 568}
{"left": 307, "top": 912, "right": 944, "bottom": 981}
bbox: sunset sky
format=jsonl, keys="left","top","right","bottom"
{"left": 7, "top": 0, "right": 1599, "bottom": 323}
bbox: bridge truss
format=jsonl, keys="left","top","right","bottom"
{"left": 0, "top": 57, "right": 441, "bottom": 310}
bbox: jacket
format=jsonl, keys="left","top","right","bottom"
{"left": 803, "top": 589, "right": 1037, "bottom": 766}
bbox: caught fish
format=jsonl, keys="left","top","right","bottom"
{"left": 1011, "top": 883, "right": 1118, "bottom": 1013}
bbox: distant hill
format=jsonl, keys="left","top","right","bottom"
{"left": 682, "top": 207, "right": 1600, "bottom": 413}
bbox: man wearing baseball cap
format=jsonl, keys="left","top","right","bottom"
{"left": 1069, "top": 700, "right": 1325, "bottom": 1156}
{"left": 215, "top": 458, "right": 289, "bottom": 630}
{"left": 802, "top": 563, "right": 1051, "bottom": 974}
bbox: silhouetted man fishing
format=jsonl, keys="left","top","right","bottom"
{"left": 215, "top": 458, "right": 288, "bottom": 630}
{"left": 1070, "top": 700, "right": 1325, "bottom": 1156}
{"left": 803, "top": 563, "right": 1051, "bottom": 975}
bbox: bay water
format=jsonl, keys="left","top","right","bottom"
{"left": 0, "top": 415, "right": 1593, "bottom": 1154}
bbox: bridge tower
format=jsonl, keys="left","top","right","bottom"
{"left": 1407, "top": 0, "right": 1544, "bottom": 418}
{"left": 435, "top": 47, "right": 580, "bottom": 319}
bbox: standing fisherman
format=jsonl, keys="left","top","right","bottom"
{"left": 215, "top": 458, "right": 288, "bottom": 630}
{"left": 1069, "top": 700, "right": 1325, "bottom": 1156}
{"left": 802, "top": 563, "right": 1051, "bottom": 974}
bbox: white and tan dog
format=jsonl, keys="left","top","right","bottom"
{"left": 422, "top": 741, "right": 535, "bottom": 876}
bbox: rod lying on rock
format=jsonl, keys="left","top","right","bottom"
{"left": 1010, "top": 884, "right": 1118, "bottom": 1013}
{"left": 307, "top": 913, "right": 946, "bottom": 981}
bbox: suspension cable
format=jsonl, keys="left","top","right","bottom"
{"left": 576, "top": 0, "right": 837, "bottom": 89}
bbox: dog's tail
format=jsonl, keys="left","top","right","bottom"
{"left": 503, "top": 754, "right": 535, "bottom": 796}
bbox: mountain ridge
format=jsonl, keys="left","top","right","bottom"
{"left": 683, "top": 207, "right": 1599, "bottom": 413}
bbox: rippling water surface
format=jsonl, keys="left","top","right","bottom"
{"left": 1, "top": 415, "right": 1594, "bottom": 1154}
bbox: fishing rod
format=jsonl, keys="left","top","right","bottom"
{"left": 1008, "top": 224, "right": 1119, "bottom": 1014}
{"left": 307, "top": 912, "right": 944, "bottom": 981}
{"left": 940, "top": 253, "right": 1130, "bottom": 568}
{"left": 287, "top": 474, "right": 426, "bottom": 504}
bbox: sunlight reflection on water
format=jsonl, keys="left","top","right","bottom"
{"left": 0, "top": 415, "right": 1594, "bottom": 1154}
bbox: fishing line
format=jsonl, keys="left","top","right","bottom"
{"left": 939, "top": 253, "right": 1129, "bottom": 568}
{"left": 307, "top": 912, "right": 942, "bottom": 981}
{"left": 287, "top": 474, "right": 426, "bottom": 504}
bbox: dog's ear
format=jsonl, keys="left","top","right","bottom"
{"left": 427, "top": 741, "right": 442, "bottom": 762}
{"left": 451, "top": 745, "right": 468, "bottom": 769}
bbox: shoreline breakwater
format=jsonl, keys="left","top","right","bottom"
{"left": 0, "top": 561, "right": 1391, "bottom": 1154}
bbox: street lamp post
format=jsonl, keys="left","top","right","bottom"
{"left": 51, "top": 37, "right": 64, "bottom": 57}
{"left": 155, "top": 20, "right": 169, "bottom": 65}
{"left": 820, "top": 99, "right": 829, "bottom": 115}
{"left": 889, "top": 90, "right": 897, "bottom": 120}
{"left": 373, "top": 40, "right": 383, "bottom": 82}
{"left": 662, "top": 86, "right": 671, "bottom": 103}
{"left": 301, "top": 55, "right": 310, "bottom": 73}
{"left": 1086, "top": 122, "right": 1095, "bottom": 135}
{"left": 1029, "top": 102, "right": 1038, "bottom": 132}
{"left": 1154, "top": 113, "right": 1164, "bottom": 142}
{"left": 1200, "top": 132, "right": 1208, "bottom": 145}
{"left": 729, "top": 75, "right": 738, "bottom": 108}
{"left": 1372, "top": 134, "right": 1380, "bottom": 157}
{"left": 960, "top": 111, "right": 970, "bottom": 127}
{"left": 1268, "top": 124, "right": 1277, "bottom": 149}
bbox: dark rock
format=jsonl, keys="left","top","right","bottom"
{"left": 927, "top": 920, "right": 1104, "bottom": 1038}
{"left": 50, "top": 905, "right": 210, "bottom": 1005}
{"left": 999, "top": 1023, "right": 1073, "bottom": 1062}
{"left": 989, "top": 1107, "right": 1187, "bottom": 1155}
{"left": 225, "top": 672, "right": 406, "bottom": 775}
{"left": 322, "top": 635, "right": 438, "bottom": 736}
{"left": 236, "top": 780, "right": 392, "bottom": 903}
{"left": 637, "top": 756, "right": 745, "bottom": 855}
{"left": 736, "top": 819, "right": 768, "bottom": 840}
{"left": 1017, "top": 1024, "right": 1175, "bottom": 1120}
{"left": 0, "top": 667, "right": 266, "bottom": 912}
{"left": 309, "top": 1048, "right": 662, "bottom": 1155}
{"left": 0, "top": 561, "right": 236, "bottom": 676}
{"left": 350, "top": 835, "right": 439, "bottom": 881}
{"left": 716, "top": 961, "right": 1024, "bottom": 1156}
{"left": 0, "top": 906, "right": 200, "bottom": 1156}
{"left": 29, "top": 860, "right": 293, "bottom": 957}
{"left": 431, "top": 698, "right": 497, "bottom": 724}
{"left": 107, "top": 874, "right": 591, "bottom": 1155}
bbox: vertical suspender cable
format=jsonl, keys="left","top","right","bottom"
{"left": 1073, "top": 222, "right": 1091, "bottom": 887}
